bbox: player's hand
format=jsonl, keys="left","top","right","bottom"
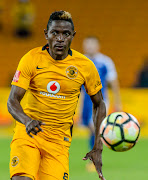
{"left": 25, "top": 120, "right": 45, "bottom": 138}
{"left": 83, "top": 149, "right": 106, "bottom": 180}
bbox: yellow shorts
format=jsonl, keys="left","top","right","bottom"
{"left": 10, "top": 125, "right": 69, "bottom": 180}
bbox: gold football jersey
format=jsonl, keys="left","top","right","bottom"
{"left": 12, "top": 44, "right": 102, "bottom": 146}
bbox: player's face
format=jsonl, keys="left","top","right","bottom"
{"left": 83, "top": 38, "right": 100, "bottom": 57}
{"left": 44, "top": 20, "right": 76, "bottom": 60}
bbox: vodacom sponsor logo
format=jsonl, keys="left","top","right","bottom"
{"left": 40, "top": 81, "right": 65, "bottom": 99}
{"left": 47, "top": 81, "right": 60, "bottom": 94}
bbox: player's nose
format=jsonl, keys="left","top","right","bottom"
{"left": 57, "top": 33, "right": 64, "bottom": 42}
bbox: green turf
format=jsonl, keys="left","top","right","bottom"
{"left": 0, "top": 137, "right": 148, "bottom": 180}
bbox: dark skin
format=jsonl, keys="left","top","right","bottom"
{"left": 44, "top": 20, "right": 76, "bottom": 60}
{"left": 83, "top": 91, "right": 106, "bottom": 180}
{"left": 7, "top": 20, "right": 106, "bottom": 180}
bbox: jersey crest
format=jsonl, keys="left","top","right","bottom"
{"left": 66, "top": 66, "right": 78, "bottom": 79}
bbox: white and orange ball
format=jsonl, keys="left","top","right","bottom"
{"left": 100, "top": 112, "right": 140, "bottom": 152}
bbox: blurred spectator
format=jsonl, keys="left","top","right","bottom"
{"left": 11, "top": 0, "right": 35, "bottom": 38}
{"left": 134, "top": 58, "right": 148, "bottom": 88}
{"left": 0, "top": 0, "right": 4, "bottom": 30}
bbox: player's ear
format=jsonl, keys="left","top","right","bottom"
{"left": 44, "top": 29, "right": 48, "bottom": 40}
{"left": 72, "top": 31, "right": 76, "bottom": 38}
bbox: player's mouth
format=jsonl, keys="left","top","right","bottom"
{"left": 54, "top": 45, "right": 65, "bottom": 51}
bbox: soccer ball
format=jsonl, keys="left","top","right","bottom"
{"left": 100, "top": 112, "right": 140, "bottom": 152}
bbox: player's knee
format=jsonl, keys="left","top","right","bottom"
{"left": 12, "top": 175, "right": 33, "bottom": 180}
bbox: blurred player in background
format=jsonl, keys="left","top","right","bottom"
{"left": 82, "top": 36, "right": 122, "bottom": 170}
{"left": 8, "top": 11, "right": 106, "bottom": 180}
{"left": 11, "top": 0, "right": 35, "bottom": 38}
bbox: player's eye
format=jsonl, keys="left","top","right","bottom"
{"left": 52, "top": 31, "right": 57, "bottom": 35}
{"left": 64, "top": 32, "right": 70, "bottom": 36}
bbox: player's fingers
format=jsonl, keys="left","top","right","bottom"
{"left": 96, "top": 166, "right": 102, "bottom": 176}
{"left": 98, "top": 172, "right": 103, "bottom": 179}
{"left": 36, "top": 124, "right": 43, "bottom": 132}
{"left": 82, "top": 156, "right": 88, "bottom": 160}
{"left": 31, "top": 126, "right": 39, "bottom": 135}
{"left": 83, "top": 153, "right": 92, "bottom": 161}
{"left": 30, "top": 130, "right": 37, "bottom": 135}
{"left": 41, "top": 122, "right": 46, "bottom": 125}
{"left": 99, "top": 173, "right": 102, "bottom": 178}
{"left": 97, "top": 170, "right": 106, "bottom": 180}
{"left": 94, "top": 164, "right": 103, "bottom": 178}
{"left": 38, "top": 120, "right": 46, "bottom": 125}
{"left": 26, "top": 125, "right": 37, "bottom": 136}
{"left": 26, "top": 130, "right": 34, "bottom": 138}
{"left": 100, "top": 175, "right": 106, "bottom": 180}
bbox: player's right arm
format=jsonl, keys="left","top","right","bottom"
{"left": 7, "top": 50, "right": 44, "bottom": 138}
{"left": 7, "top": 85, "right": 44, "bottom": 138}
{"left": 7, "top": 85, "right": 30, "bottom": 124}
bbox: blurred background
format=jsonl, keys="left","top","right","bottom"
{"left": 0, "top": 0, "right": 148, "bottom": 179}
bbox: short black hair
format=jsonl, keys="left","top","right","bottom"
{"left": 47, "top": 10, "right": 74, "bottom": 31}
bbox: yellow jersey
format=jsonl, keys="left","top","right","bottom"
{"left": 12, "top": 44, "right": 102, "bottom": 146}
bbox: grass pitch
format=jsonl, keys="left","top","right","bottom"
{"left": 0, "top": 137, "right": 147, "bottom": 180}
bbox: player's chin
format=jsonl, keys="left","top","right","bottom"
{"left": 54, "top": 49, "right": 65, "bottom": 56}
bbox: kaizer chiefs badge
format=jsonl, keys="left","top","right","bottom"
{"left": 66, "top": 66, "right": 78, "bottom": 79}
{"left": 11, "top": 156, "right": 19, "bottom": 167}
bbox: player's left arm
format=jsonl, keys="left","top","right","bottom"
{"left": 83, "top": 90, "right": 106, "bottom": 180}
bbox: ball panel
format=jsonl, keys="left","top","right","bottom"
{"left": 108, "top": 112, "right": 129, "bottom": 124}
{"left": 103, "top": 125, "right": 122, "bottom": 145}
{"left": 114, "top": 141, "right": 134, "bottom": 152}
{"left": 123, "top": 121, "right": 139, "bottom": 141}
{"left": 101, "top": 138, "right": 112, "bottom": 150}
{"left": 129, "top": 113, "right": 140, "bottom": 126}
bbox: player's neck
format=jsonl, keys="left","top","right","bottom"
{"left": 48, "top": 48, "right": 68, "bottom": 60}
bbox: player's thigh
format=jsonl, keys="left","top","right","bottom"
{"left": 39, "top": 143, "right": 69, "bottom": 180}
{"left": 10, "top": 138, "right": 41, "bottom": 180}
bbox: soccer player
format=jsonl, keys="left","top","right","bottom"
{"left": 82, "top": 36, "right": 122, "bottom": 169}
{"left": 7, "top": 11, "right": 106, "bottom": 180}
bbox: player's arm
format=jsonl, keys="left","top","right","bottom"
{"left": 109, "top": 78, "right": 122, "bottom": 111}
{"left": 83, "top": 90, "right": 106, "bottom": 180}
{"left": 91, "top": 90, "right": 106, "bottom": 151}
{"left": 7, "top": 85, "right": 44, "bottom": 138}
